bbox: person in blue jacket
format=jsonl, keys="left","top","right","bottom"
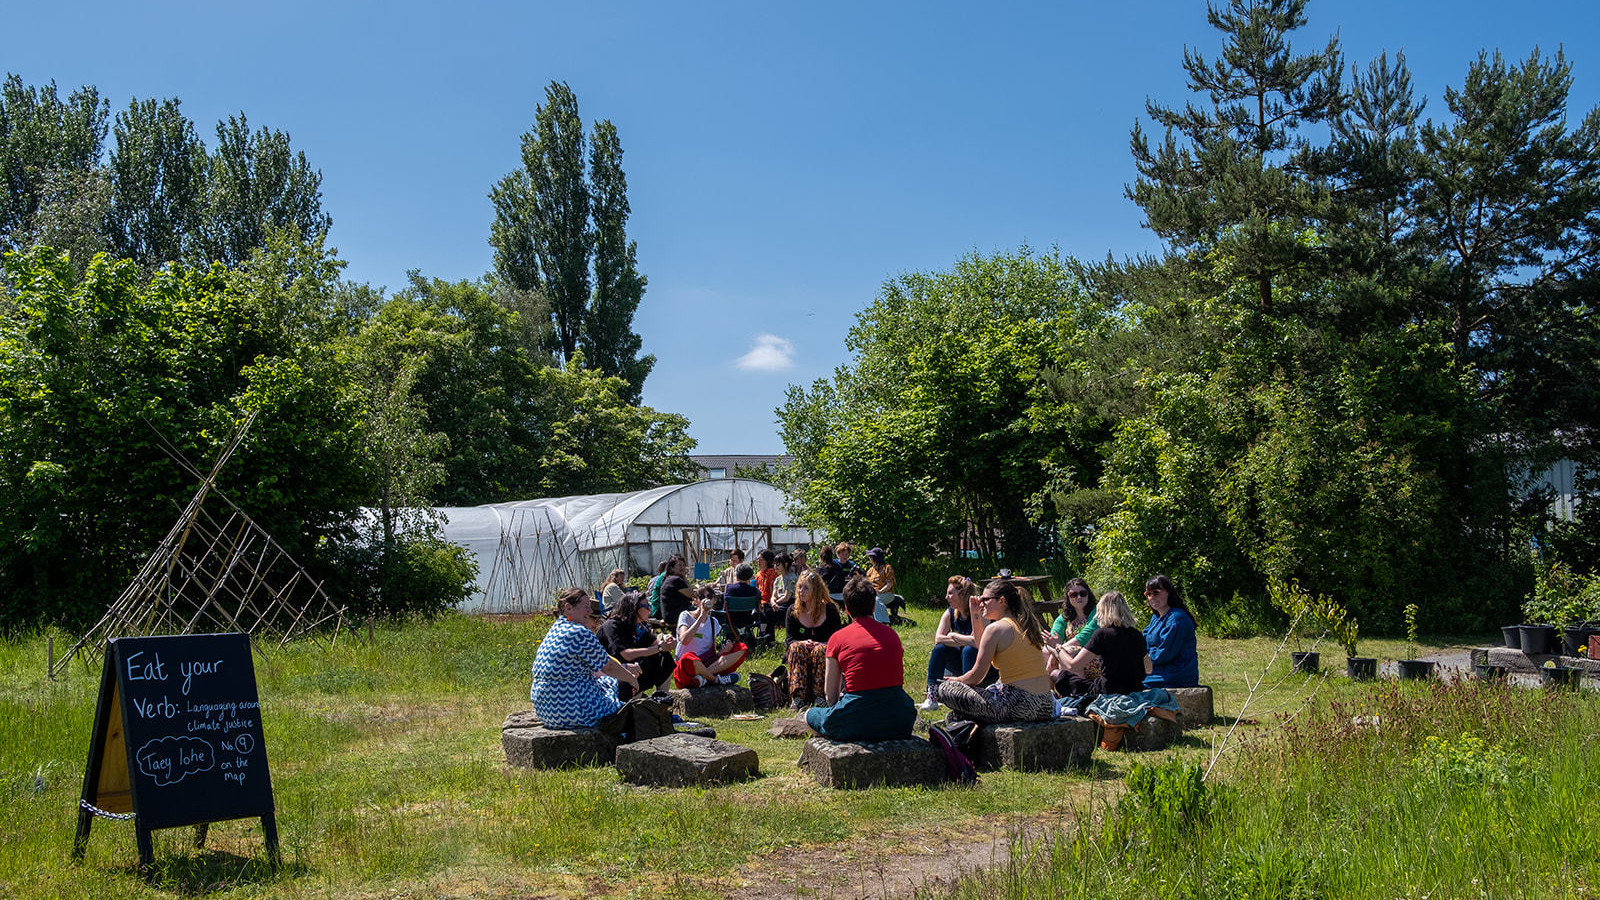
{"left": 1141, "top": 574, "right": 1198, "bottom": 688}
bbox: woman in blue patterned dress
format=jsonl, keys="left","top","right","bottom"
{"left": 531, "top": 588, "right": 641, "bottom": 728}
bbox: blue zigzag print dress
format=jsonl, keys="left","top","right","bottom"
{"left": 531, "top": 617, "right": 624, "bottom": 728}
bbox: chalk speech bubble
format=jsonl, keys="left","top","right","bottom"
{"left": 135, "top": 735, "right": 215, "bottom": 786}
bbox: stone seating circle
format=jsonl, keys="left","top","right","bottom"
{"left": 974, "top": 717, "right": 1096, "bottom": 771}
{"left": 615, "top": 733, "right": 759, "bottom": 787}
{"left": 1167, "top": 686, "right": 1214, "bottom": 729}
{"left": 665, "top": 684, "right": 756, "bottom": 719}
{"left": 799, "top": 736, "right": 946, "bottom": 789}
{"left": 501, "top": 710, "right": 618, "bottom": 768}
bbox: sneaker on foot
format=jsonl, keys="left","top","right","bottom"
{"left": 917, "top": 696, "right": 940, "bottom": 712}
{"left": 717, "top": 672, "right": 741, "bottom": 685}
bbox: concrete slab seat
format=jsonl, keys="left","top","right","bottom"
{"left": 665, "top": 685, "right": 756, "bottom": 719}
{"left": 1092, "top": 710, "right": 1182, "bottom": 752}
{"left": 615, "top": 733, "right": 759, "bottom": 787}
{"left": 799, "top": 736, "right": 946, "bottom": 789}
{"left": 502, "top": 710, "right": 617, "bottom": 769}
{"left": 1167, "top": 686, "right": 1214, "bottom": 729}
{"left": 974, "top": 717, "right": 1097, "bottom": 771}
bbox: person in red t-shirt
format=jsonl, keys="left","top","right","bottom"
{"left": 803, "top": 573, "right": 916, "bottom": 742}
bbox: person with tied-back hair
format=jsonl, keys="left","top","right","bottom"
{"left": 931, "top": 579, "right": 1056, "bottom": 724}
{"left": 717, "top": 548, "right": 746, "bottom": 587}
{"left": 531, "top": 588, "right": 640, "bottom": 728}
{"left": 918, "top": 576, "right": 985, "bottom": 711}
{"left": 783, "top": 569, "right": 844, "bottom": 706}
{"left": 1141, "top": 574, "right": 1198, "bottom": 688}
{"left": 772, "top": 552, "right": 799, "bottom": 607}
{"left": 600, "top": 568, "right": 627, "bottom": 611}
{"left": 803, "top": 573, "right": 916, "bottom": 742}
{"left": 658, "top": 555, "right": 697, "bottom": 626}
{"left": 598, "top": 590, "right": 676, "bottom": 700}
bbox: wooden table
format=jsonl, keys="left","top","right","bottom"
{"left": 976, "top": 574, "right": 1059, "bottom": 615}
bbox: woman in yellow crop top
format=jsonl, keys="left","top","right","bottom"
{"left": 931, "top": 579, "right": 1057, "bottom": 723}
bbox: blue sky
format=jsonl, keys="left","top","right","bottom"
{"left": 9, "top": 2, "right": 1598, "bottom": 455}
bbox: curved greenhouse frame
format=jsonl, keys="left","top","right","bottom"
{"left": 435, "top": 479, "right": 816, "bottom": 613}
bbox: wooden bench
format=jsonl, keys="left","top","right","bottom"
{"left": 799, "top": 736, "right": 946, "bottom": 789}
{"left": 615, "top": 734, "right": 759, "bottom": 787}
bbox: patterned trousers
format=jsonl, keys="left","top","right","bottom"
{"left": 785, "top": 640, "right": 828, "bottom": 705}
{"left": 935, "top": 680, "right": 1056, "bottom": 724}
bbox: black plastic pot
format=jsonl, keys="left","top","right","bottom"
{"left": 1562, "top": 627, "right": 1593, "bottom": 657}
{"left": 1397, "top": 659, "right": 1435, "bottom": 681}
{"left": 1290, "top": 651, "right": 1320, "bottom": 674}
{"left": 1501, "top": 626, "right": 1521, "bottom": 648}
{"left": 1521, "top": 624, "right": 1557, "bottom": 655}
{"left": 1346, "top": 657, "right": 1377, "bottom": 680}
{"left": 1474, "top": 664, "right": 1508, "bottom": 681}
{"left": 1540, "top": 665, "right": 1583, "bottom": 690}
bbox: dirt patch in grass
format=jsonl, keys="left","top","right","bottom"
{"left": 719, "top": 810, "right": 1072, "bottom": 900}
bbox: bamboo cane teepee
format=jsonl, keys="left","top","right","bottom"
{"left": 51, "top": 414, "right": 346, "bottom": 677}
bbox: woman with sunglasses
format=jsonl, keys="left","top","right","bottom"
{"left": 931, "top": 579, "right": 1056, "bottom": 724}
{"left": 1141, "top": 574, "right": 1198, "bottom": 688}
{"left": 1042, "top": 578, "right": 1100, "bottom": 697}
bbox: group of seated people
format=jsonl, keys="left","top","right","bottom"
{"left": 919, "top": 573, "right": 1198, "bottom": 737}
{"left": 529, "top": 552, "right": 1197, "bottom": 749}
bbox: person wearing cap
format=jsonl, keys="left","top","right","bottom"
{"left": 865, "top": 547, "right": 904, "bottom": 624}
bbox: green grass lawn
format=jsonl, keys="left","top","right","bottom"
{"left": 0, "top": 603, "right": 1566, "bottom": 899}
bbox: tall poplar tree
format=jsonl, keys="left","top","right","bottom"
{"left": 106, "top": 97, "right": 206, "bottom": 266}
{"left": 586, "top": 119, "right": 653, "bottom": 404}
{"left": 490, "top": 82, "right": 652, "bottom": 400}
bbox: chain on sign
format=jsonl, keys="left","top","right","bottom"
{"left": 80, "top": 799, "right": 137, "bottom": 821}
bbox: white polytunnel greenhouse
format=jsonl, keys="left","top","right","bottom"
{"left": 434, "top": 479, "right": 818, "bottom": 614}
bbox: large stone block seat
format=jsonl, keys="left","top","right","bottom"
{"left": 665, "top": 684, "right": 755, "bottom": 719}
{"left": 615, "top": 733, "right": 759, "bottom": 787}
{"left": 799, "top": 736, "right": 946, "bottom": 789}
{"left": 975, "top": 717, "right": 1096, "bottom": 771}
{"left": 1168, "top": 686, "right": 1214, "bottom": 729}
{"left": 502, "top": 710, "right": 617, "bottom": 768}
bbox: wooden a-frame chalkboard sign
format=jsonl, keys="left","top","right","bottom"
{"left": 73, "top": 633, "right": 279, "bottom": 872}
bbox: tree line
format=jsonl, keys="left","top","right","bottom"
{"left": 0, "top": 78, "right": 684, "bottom": 630}
{"left": 781, "top": 0, "right": 1600, "bottom": 634}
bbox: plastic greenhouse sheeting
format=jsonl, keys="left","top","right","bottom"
{"left": 434, "top": 479, "right": 816, "bottom": 613}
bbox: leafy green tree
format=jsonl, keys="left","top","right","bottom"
{"left": 491, "top": 82, "right": 590, "bottom": 361}
{"left": 106, "top": 97, "right": 206, "bottom": 267}
{"left": 490, "top": 82, "right": 652, "bottom": 400}
{"left": 0, "top": 75, "right": 107, "bottom": 253}
{"left": 779, "top": 248, "right": 1108, "bottom": 564}
{"left": 0, "top": 246, "right": 368, "bottom": 628}
{"left": 199, "top": 114, "right": 331, "bottom": 267}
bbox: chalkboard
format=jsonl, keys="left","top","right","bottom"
{"left": 75, "top": 633, "right": 278, "bottom": 868}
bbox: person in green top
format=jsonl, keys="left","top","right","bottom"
{"left": 1042, "top": 578, "right": 1099, "bottom": 696}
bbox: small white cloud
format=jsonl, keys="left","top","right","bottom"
{"left": 735, "top": 333, "right": 796, "bottom": 372}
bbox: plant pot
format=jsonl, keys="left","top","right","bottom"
{"left": 1474, "top": 664, "right": 1508, "bottom": 681}
{"left": 1562, "top": 627, "right": 1593, "bottom": 657}
{"left": 1520, "top": 624, "right": 1557, "bottom": 656}
{"left": 1346, "top": 657, "right": 1377, "bottom": 680}
{"left": 1290, "top": 651, "right": 1320, "bottom": 674}
{"left": 1397, "top": 659, "right": 1435, "bottom": 681}
{"left": 1540, "top": 665, "right": 1583, "bottom": 690}
{"left": 1501, "top": 625, "right": 1521, "bottom": 648}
